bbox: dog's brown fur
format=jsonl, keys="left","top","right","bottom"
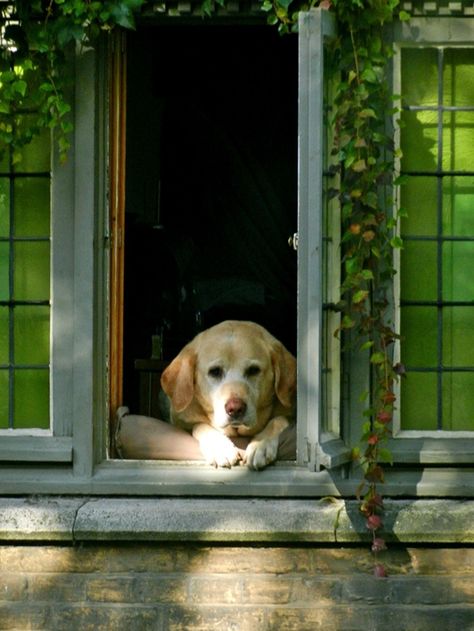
{"left": 161, "top": 320, "right": 296, "bottom": 469}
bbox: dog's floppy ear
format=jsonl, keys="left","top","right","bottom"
{"left": 160, "top": 346, "right": 196, "bottom": 413}
{"left": 271, "top": 343, "right": 297, "bottom": 409}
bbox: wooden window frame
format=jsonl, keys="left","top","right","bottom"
{"left": 108, "top": 30, "right": 127, "bottom": 456}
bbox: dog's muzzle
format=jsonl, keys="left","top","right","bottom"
{"left": 225, "top": 397, "right": 248, "bottom": 425}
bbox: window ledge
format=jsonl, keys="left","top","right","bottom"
{"left": 0, "top": 497, "right": 474, "bottom": 544}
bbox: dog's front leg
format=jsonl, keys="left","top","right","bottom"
{"left": 244, "top": 416, "right": 290, "bottom": 470}
{"left": 192, "top": 423, "right": 241, "bottom": 468}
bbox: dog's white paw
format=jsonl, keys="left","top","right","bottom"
{"left": 199, "top": 432, "right": 241, "bottom": 468}
{"left": 244, "top": 436, "right": 279, "bottom": 470}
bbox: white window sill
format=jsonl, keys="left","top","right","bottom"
{"left": 0, "top": 497, "right": 473, "bottom": 544}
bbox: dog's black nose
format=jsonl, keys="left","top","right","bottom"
{"left": 225, "top": 397, "right": 247, "bottom": 420}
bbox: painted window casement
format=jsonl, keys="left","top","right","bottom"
{"left": 0, "top": 5, "right": 473, "bottom": 496}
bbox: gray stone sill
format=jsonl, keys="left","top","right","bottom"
{"left": 0, "top": 498, "right": 473, "bottom": 544}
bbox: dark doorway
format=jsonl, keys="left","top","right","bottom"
{"left": 123, "top": 23, "right": 298, "bottom": 414}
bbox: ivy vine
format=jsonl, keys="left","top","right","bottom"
{"left": 0, "top": 0, "right": 410, "bottom": 575}
{"left": 326, "top": 0, "right": 409, "bottom": 577}
{"left": 260, "top": 0, "right": 409, "bottom": 575}
{"left": 0, "top": 0, "right": 145, "bottom": 163}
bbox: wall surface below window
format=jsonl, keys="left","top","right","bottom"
{"left": 1, "top": 543, "right": 473, "bottom": 630}
{"left": 0, "top": 498, "right": 474, "bottom": 628}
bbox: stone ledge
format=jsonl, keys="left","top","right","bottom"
{"left": 0, "top": 498, "right": 86, "bottom": 542}
{"left": 0, "top": 497, "right": 473, "bottom": 543}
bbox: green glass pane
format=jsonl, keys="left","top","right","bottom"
{"left": 0, "top": 369, "right": 8, "bottom": 429}
{"left": 0, "top": 178, "right": 10, "bottom": 237}
{"left": 0, "top": 243, "right": 10, "bottom": 300}
{"left": 13, "top": 119, "right": 50, "bottom": 173}
{"left": 14, "top": 306, "right": 50, "bottom": 365}
{"left": 14, "top": 242, "right": 50, "bottom": 301}
{"left": 0, "top": 307, "right": 8, "bottom": 365}
{"left": 442, "top": 112, "right": 474, "bottom": 172}
{"left": 443, "top": 307, "right": 474, "bottom": 367}
{"left": 14, "top": 178, "right": 50, "bottom": 237}
{"left": 401, "top": 307, "right": 437, "bottom": 367}
{"left": 442, "top": 241, "right": 474, "bottom": 301}
{"left": 444, "top": 49, "right": 474, "bottom": 108}
{"left": 401, "top": 177, "right": 437, "bottom": 236}
{"left": 401, "top": 372, "right": 438, "bottom": 431}
{"left": 14, "top": 369, "right": 49, "bottom": 429}
{"left": 0, "top": 146, "right": 9, "bottom": 172}
{"left": 0, "top": 243, "right": 9, "bottom": 302}
{"left": 442, "top": 177, "right": 474, "bottom": 237}
{"left": 442, "top": 372, "right": 474, "bottom": 431}
{"left": 400, "top": 110, "right": 438, "bottom": 173}
{"left": 401, "top": 48, "right": 438, "bottom": 107}
{"left": 401, "top": 241, "right": 437, "bottom": 301}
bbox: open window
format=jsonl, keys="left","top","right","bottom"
{"left": 122, "top": 24, "right": 298, "bottom": 415}
{"left": 110, "top": 8, "right": 347, "bottom": 472}
{"left": 0, "top": 6, "right": 349, "bottom": 493}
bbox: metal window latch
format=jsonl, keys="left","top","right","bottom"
{"left": 288, "top": 232, "right": 298, "bottom": 251}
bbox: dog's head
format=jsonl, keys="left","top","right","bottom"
{"left": 161, "top": 320, "right": 296, "bottom": 436}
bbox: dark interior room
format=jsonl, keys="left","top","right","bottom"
{"left": 123, "top": 23, "right": 298, "bottom": 414}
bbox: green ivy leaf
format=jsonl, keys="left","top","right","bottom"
{"left": 390, "top": 235, "right": 403, "bottom": 249}
{"left": 201, "top": 0, "right": 213, "bottom": 15}
{"left": 352, "top": 159, "right": 367, "bottom": 172}
{"left": 276, "top": 0, "right": 292, "bottom": 10}
{"left": 352, "top": 446, "right": 361, "bottom": 460}
{"left": 370, "top": 352, "right": 386, "bottom": 365}
{"left": 345, "top": 257, "right": 361, "bottom": 275}
{"left": 362, "top": 421, "right": 372, "bottom": 435}
{"left": 394, "top": 174, "right": 409, "bottom": 186}
{"left": 361, "top": 67, "right": 378, "bottom": 83}
{"left": 341, "top": 315, "right": 356, "bottom": 329}
{"left": 364, "top": 191, "right": 378, "bottom": 208}
{"left": 39, "top": 82, "right": 55, "bottom": 93}
{"left": 353, "top": 289, "right": 369, "bottom": 304}
{"left": 12, "top": 80, "right": 27, "bottom": 97}
{"left": 397, "top": 207, "right": 408, "bottom": 219}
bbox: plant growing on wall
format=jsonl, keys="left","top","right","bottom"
{"left": 0, "top": 0, "right": 408, "bottom": 575}
{"left": 263, "top": 0, "right": 409, "bottom": 575}
{"left": 329, "top": 0, "right": 409, "bottom": 577}
{"left": 0, "top": 0, "right": 145, "bottom": 163}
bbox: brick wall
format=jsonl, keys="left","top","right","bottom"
{"left": 1, "top": 544, "right": 474, "bottom": 630}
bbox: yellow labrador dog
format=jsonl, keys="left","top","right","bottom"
{"left": 161, "top": 320, "right": 296, "bottom": 469}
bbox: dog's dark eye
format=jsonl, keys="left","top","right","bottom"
{"left": 208, "top": 366, "right": 224, "bottom": 379}
{"left": 245, "top": 365, "right": 261, "bottom": 377}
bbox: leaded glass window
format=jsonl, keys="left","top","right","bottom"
{"left": 399, "top": 46, "right": 474, "bottom": 432}
{"left": 0, "top": 127, "right": 51, "bottom": 431}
